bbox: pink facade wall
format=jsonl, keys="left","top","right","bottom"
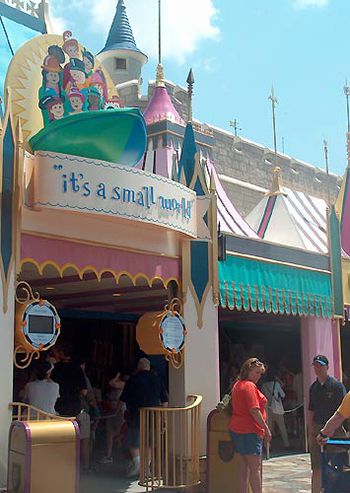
{"left": 21, "top": 233, "right": 181, "bottom": 283}
{"left": 301, "top": 317, "right": 341, "bottom": 410}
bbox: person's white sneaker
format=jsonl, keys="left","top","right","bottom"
{"left": 98, "top": 456, "right": 113, "bottom": 464}
{"left": 126, "top": 462, "right": 140, "bottom": 478}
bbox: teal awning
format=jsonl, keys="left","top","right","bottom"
{"left": 219, "top": 254, "right": 333, "bottom": 318}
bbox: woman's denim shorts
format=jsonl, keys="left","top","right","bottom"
{"left": 229, "top": 431, "right": 263, "bottom": 456}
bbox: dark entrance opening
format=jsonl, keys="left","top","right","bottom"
{"left": 219, "top": 309, "right": 304, "bottom": 456}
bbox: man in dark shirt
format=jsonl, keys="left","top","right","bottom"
{"left": 120, "top": 358, "right": 168, "bottom": 477}
{"left": 51, "top": 344, "right": 87, "bottom": 417}
{"left": 308, "top": 354, "right": 346, "bottom": 493}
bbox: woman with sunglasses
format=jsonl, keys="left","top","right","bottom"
{"left": 229, "top": 358, "right": 271, "bottom": 493}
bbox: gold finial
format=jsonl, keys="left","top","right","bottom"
{"left": 156, "top": 63, "right": 165, "bottom": 87}
{"left": 266, "top": 166, "right": 285, "bottom": 196}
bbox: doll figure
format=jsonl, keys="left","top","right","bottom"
{"left": 62, "top": 30, "right": 79, "bottom": 58}
{"left": 39, "top": 95, "right": 66, "bottom": 122}
{"left": 68, "top": 87, "right": 85, "bottom": 114}
{"left": 87, "top": 86, "right": 101, "bottom": 111}
{"left": 40, "top": 55, "right": 62, "bottom": 96}
{"left": 82, "top": 49, "right": 94, "bottom": 82}
{"left": 64, "top": 58, "right": 87, "bottom": 93}
{"left": 89, "top": 69, "right": 108, "bottom": 107}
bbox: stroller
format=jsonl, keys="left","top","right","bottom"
{"left": 321, "top": 438, "right": 350, "bottom": 492}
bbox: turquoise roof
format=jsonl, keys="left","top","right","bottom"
{"left": 219, "top": 254, "right": 333, "bottom": 318}
{"left": 100, "top": 0, "right": 144, "bottom": 55}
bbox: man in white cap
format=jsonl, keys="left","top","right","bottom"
{"left": 120, "top": 358, "right": 168, "bottom": 477}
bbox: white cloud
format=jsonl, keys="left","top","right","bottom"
{"left": 91, "top": 0, "right": 220, "bottom": 64}
{"left": 292, "top": 0, "right": 329, "bottom": 9}
{"left": 49, "top": 13, "right": 65, "bottom": 35}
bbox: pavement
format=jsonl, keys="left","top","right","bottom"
{"left": 80, "top": 453, "right": 312, "bottom": 493}
{"left": 263, "top": 454, "right": 311, "bottom": 492}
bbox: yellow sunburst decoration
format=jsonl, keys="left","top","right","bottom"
{"left": 4, "top": 33, "right": 119, "bottom": 148}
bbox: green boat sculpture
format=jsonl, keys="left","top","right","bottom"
{"left": 28, "top": 107, "right": 147, "bottom": 166}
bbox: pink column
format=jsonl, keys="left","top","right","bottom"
{"left": 301, "top": 317, "right": 341, "bottom": 407}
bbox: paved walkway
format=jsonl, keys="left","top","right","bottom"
{"left": 80, "top": 453, "right": 312, "bottom": 493}
{"left": 263, "top": 454, "right": 311, "bottom": 492}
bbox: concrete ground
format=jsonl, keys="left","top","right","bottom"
{"left": 80, "top": 453, "right": 312, "bottom": 493}
{"left": 263, "top": 454, "right": 311, "bottom": 492}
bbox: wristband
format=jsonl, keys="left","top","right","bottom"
{"left": 319, "top": 431, "right": 328, "bottom": 439}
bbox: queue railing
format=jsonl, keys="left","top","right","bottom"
{"left": 9, "top": 402, "right": 74, "bottom": 421}
{"left": 139, "top": 394, "right": 202, "bottom": 491}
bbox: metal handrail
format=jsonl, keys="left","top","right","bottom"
{"left": 139, "top": 394, "right": 202, "bottom": 491}
{"left": 139, "top": 394, "right": 202, "bottom": 413}
{"left": 9, "top": 402, "right": 75, "bottom": 421}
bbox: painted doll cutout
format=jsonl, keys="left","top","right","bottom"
{"left": 104, "top": 95, "right": 122, "bottom": 110}
{"left": 82, "top": 48, "right": 94, "bottom": 84}
{"left": 39, "top": 95, "right": 66, "bottom": 122}
{"left": 89, "top": 69, "right": 108, "bottom": 108}
{"left": 62, "top": 30, "right": 81, "bottom": 90}
{"left": 38, "top": 45, "right": 65, "bottom": 125}
{"left": 68, "top": 87, "right": 85, "bottom": 114}
{"left": 40, "top": 55, "right": 61, "bottom": 96}
{"left": 64, "top": 58, "right": 88, "bottom": 94}
{"left": 86, "top": 86, "right": 101, "bottom": 111}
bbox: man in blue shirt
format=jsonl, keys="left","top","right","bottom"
{"left": 120, "top": 358, "right": 168, "bottom": 477}
{"left": 308, "top": 354, "right": 346, "bottom": 493}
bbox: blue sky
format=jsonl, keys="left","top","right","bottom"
{"left": 2, "top": 0, "right": 350, "bottom": 176}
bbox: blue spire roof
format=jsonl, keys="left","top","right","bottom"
{"left": 100, "top": 0, "right": 143, "bottom": 54}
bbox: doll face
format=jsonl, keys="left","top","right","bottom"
{"left": 66, "top": 45, "right": 79, "bottom": 57}
{"left": 46, "top": 71, "right": 59, "bottom": 84}
{"left": 83, "top": 56, "right": 93, "bottom": 72}
{"left": 69, "top": 96, "right": 83, "bottom": 111}
{"left": 88, "top": 95, "right": 99, "bottom": 110}
{"left": 50, "top": 102, "right": 64, "bottom": 119}
{"left": 71, "top": 69, "right": 86, "bottom": 85}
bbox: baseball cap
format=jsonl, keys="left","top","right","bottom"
{"left": 312, "top": 355, "right": 329, "bottom": 366}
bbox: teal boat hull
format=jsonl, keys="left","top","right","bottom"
{"left": 28, "top": 108, "right": 147, "bottom": 166}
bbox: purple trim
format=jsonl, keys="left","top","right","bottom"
{"left": 72, "top": 420, "right": 80, "bottom": 493}
{"left": 7, "top": 421, "right": 32, "bottom": 493}
{"left": 341, "top": 169, "right": 350, "bottom": 255}
{"left": 257, "top": 196, "right": 277, "bottom": 237}
{"left": 22, "top": 422, "right": 32, "bottom": 493}
{"left": 206, "top": 409, "right": 219, "bottom": 493}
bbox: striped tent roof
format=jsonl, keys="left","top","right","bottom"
{"left": 246, "top": 186, "right": 328, "bottom": 253}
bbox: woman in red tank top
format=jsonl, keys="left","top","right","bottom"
{"left": 229, "top": 358, "right": 272, "bottom": 493}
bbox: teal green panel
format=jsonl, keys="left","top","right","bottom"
{"left": 218, "top": 255, "right": 333, "bottom": 318}
{"left": 177, "top": 123, "right": 197, "bottom": 187}
{"left": 329, "top": 206, "right": 344, "bottom": 317}
{"left": 190, "top": 241, "right": 209, "bottom": 304}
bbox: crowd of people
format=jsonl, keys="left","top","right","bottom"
{"left": 19, "top": 343, "right": 168, "bottom": 478}
{"left": 228, "top": 354, "right": 350, "bottom": 493}
{"left": 19, "top": 342, "right": 350, "bottom": 491}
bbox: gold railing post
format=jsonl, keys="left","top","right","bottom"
{"left": 139, "top": 395, "right": 202, "bottom": 490}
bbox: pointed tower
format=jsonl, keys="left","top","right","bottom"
{"left": 97, "top": 0, "right": 147, "bottom": 86}
{"left": 143, "top": 64, "right": 184, "bottom": 126}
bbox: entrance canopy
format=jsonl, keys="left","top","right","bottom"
{"left": 219, "top": 253, "right": 333, "bottom": 319}
{"left": 219, "top": 254, "right": 332, "bottom": 317}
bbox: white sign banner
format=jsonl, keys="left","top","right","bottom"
{"left": 26, "top": 152, "right": 197, "bottom": 237}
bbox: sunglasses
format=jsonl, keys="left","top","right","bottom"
{"left": 249, "top": 358, "right": 264, "bottom": 368}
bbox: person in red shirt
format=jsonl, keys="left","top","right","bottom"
{"left": 229, "top": 358, "right": 272, "bottom": 493}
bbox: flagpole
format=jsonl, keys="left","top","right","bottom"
{"left": 268, "top": 86, "right": 278, "bottom": 168}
